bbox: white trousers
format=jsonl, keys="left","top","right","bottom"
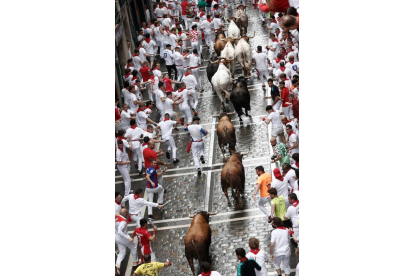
{"left": 272, "top": 100, "right": 282, "bottom": 111}
{"left": 282, "top": 106, "right": 293, "bottom": 120}
{"left": 140, "top": 246, "right": 156, "bottom": 262}
{"left": 117, "top": 164, "right": 131, "bottom": 197}
{"left": 146, "top": 83, "right": 154, "bottom": 101}
{"left": 191, "top": 68, "right": 202, "bottom": 89}
{"left": 115, "top": 236, "right": 138, "bottom": 267}
{"left": 165, "top": 136, "right": 177, "bottom": 159}
{"left": 205, "top": 33, "right": 214, "bottom": 53}
{"left": 274, "top": 254, "right": 291, "bottom": 274}
{"left": 258, "top": 196, "right": 271, "bottom": 217}
{"left": 257, "top": 68, "right": 270, "bottom": 86}
{"left": 188, "top": 88, "right": 198, "bottom": 110}
{"left": 131, "top": 146, "right": 143, "bottom": 170}
{"left": 146, "top": 185, "right": 164, "bottom": 215}
{"left": 191, "top": 141, "right": 204, "bottom": 169}
{"left": 130, "top": 213, "right": 143, "bottom": 227}
{"left": 191, "top": 41, "right": 199, "bottom": 53}
{"left": 182, "top": 15, "right": 188, "bottom": 29}
{"left": 179, "top": 104, "right": 193, "bottom": 124}
{"left": 156, "top": 104, "right": 165, "bottom": 121}
{"left": 176, "top": 65, "right": 185, "bottom": 81}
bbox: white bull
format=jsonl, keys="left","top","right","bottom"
{"left": 220, "top": 37, "right": 236, "bottom": 77}
{"left": 226, "top": 18, "right": 241, "bottom": 40}
{"left": 235, "top": 32, "right": 255, "bottom": 78}
{"left": 210, "top": 59, "right": 232, "bottom": 104}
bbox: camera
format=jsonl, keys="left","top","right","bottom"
{"left": 271, "top": 155, "right": 278, "bottom": 161}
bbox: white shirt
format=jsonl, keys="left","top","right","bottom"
{"left": 267, "top": 110, "right": 283, "bottom": 129}
{"left": 139, "top": 47, "right": 147, "bottom": 61}
{"left": 173, "top": 89, "right": 190, "bottom": 108}
{"left": 136, "top": 110, "right": 148, "bottom": 128}
{"left": 153, "top": 69, "right": 162, "bottom": 80}
{"left": 142, "top": 39, "right": 157, "bottom": 55}
{"left": 122, "top": 88, "right": 130, "bottom": 103}
{"left": 285, "top": 61, "right": 299, "bottom": 76}
{"left": 125, "top": 127, "right": 145, "bottom": 149}
{"left": 246, "top": 250, "right": 269, "bottom": 276}
{"left": 127, "top": 93, "right": 139, "bottom": 112}
{"left": 187, "top": 54, "right": 200, "bottom": 68}
{"left": 201, "top": 20, "right": 213, "bottom": 34}
{"left": 163, "top": 49, "right": 174, "bottom": 65}
{"left": 252, "top": 52, "right": 268, "bottom": 70}
{"left": 284, "top": 169, "right": 296, "bottom": 192}
{"left": 182, "top": 54, "right": 190, "bottom": 68}
{"left": 155, "top": 89, "right": 166, "bottom": 108}
{"left": 120, "top": 109, "right": 135, "bottom": 130}
{"left": 181, "top": 74, "right": 197, "bottom": 89}
{"left": 169, "top": 33, "right": 178, "bottom": 49}
{"left": 271, "top": 40, "right": 280, "bottom": 58}
{"left": 173, "top": 52, "right": 184, "bottom": 66}
{"left": 164, "top": 97, "right": 174, "bottom": 112}
{"left": 116, "top": 148, "right": 129, "bottom": 167}
{"left": 143, "top": 130, "right": 154, "bottom": 139}
{"left": 162, "top": 17, "right": 172, "bottom": 29}
{"left": 285, "top": 203, "right": 299, "bottom": 235}
{"left": 213, "top": 18, "right": 222, "bottom": 30}
{"left": 154, "top": 7, "right": 164, "bottom": 18}
{"left": 269, "top": 21, "right": 279, "bottom": 33}
{"left": 288, "top": 133, "right": 299, "bottom": 154}
{"left": 132, "top": 55, "right": 142, "bottom": 71}
{"left": 158, "top": 120, "right": 177, "bottom": 139}
{"left": 121, "top": 194, "right": 158, "bottom": 216}
{"left": 115, "top": 202, "right": 122, "bottom": 216}
{"left": 185, "top": 124, "right": 206, "bottom": 141}
{"left": 271, "top": 178, "right": 289, "bottom": 203}
{"left": 115, "top": 215, "right": 130, "bottom": 240}
{"left": 270, "top": 228, "right": 290, "bottom": 257}
{"left": 197, "top": 272, "right": 221, "bottom": 276}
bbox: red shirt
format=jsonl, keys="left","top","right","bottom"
{"left": 292, "top": 98, "right": 299, "bottom": 120}
{"left": 281, "top": 87, "right": 290, "bottom": 107}
{"left": 133, "top": 227, "right": 152, "bottom": 254}
{"left": 143, "top": 147, "right": 159, "bottom": 170}
{"left": 139, "top": 66, "right": 151, "bottom": 82}
{"left": 182, "top": 1, "right": 188, "bottom": 15}
{"left": 163, "top": 78, "right": 173, "bottom": 92}
{"left": 115, "top": 108, "right": 121, "bottom": 121}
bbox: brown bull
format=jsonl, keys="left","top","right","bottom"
{"left": 215, "top": 112, "right": 236, "bottom": 155}
{"left": 234, "top": 5, "right": 249, "bottom": 36}
{"left": 221, "top": 149, "right": 249, "bottom": 207}
{"left": 184, "top": 211, "right": 217, "bottom": 276}
{"left": 214, "top": 30, "right": 227, "bottom": 56}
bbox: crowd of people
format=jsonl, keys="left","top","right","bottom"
{"left": 115, "top": 0, "right": 299, "bottom": 275}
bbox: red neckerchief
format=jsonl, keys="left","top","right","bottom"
{"left": 295, "top": 161, "right": 299, "bottom": 168}
{"left": 144, "top": 38, "right": 151, "bottom": 43}
{"left": 201, "top": 272, "right": 211, "bottom": 276}
{"left": 193, "top": 54, "right": 198, "bottom": 57}
{"left": 250, "top": 249, "right": 260, "bottom": 254}
{"left": 275, "top": 58, "right": 282, "bottom": 63}
{"left": 133, "top": 194, "right": 141, "bottom": 200}
{"left": 115, "top": 214, "right": 126, "bottom": 222}
{"left": 276, "top": 226, "right": 287, "bottom": 230}
{"left": 200, "top": 13, "right": 205, "bottom": 17}
{"left": 150, "top": 75, "right": 155, "bottom": 80}
{"left": 240, "top": 257, "right": 248, "bottom": 263}
{"left": 133, "top": 54, "right": 138, "bottom": 57}
{"left": 115, "top": 200, "right": 121, "bottom": 205}
{"left": 289, "top": 60, "right": 294, "bottom": 64}
{"left": 178, "top": 31, "right": 182, "bottom": 35}
{"left": 291, "top": 200, "right": 299, "bottom": 207}
{"left": 131, "top": 125, "right": 137, "bottom": 129}
{"left": 184, "top": 72, "right": 191, "bottom": 76}
{"left": 164, "top": 118, "right": 169, "bottom": 121}
{"left": 272, "top": 19, "right": 277, "bottom": 23}
{"left": 273, "top": 38, "right": 278, "bottom": 42}
{"left": 178, "top": 87, "right": 185, "bottom": 92}
{"left": 183, "top": 53, "right": 187, "bottom": 56}
{"left": 124, "top": 73, "right": 131, "bottom": 78}
{"left": 207, "top": 19, "right": 212, "bottom": 22}
{"left": 137, "top": 108, "right": 144, "bottom": 113}
{"left": 288, "top": 131, "right": 296, "bottom": 137}
{"left": 131, "top": 76, "right": 137, "bottom": 81}
{"left": 280, "top": 66, "right": 286, "bottom": 72}
{"left": 127, "top": 64, "right": 133, "bottom": 68}
{"left": 142, "top": 143, "right": 148, "bottom": 147}
{"left": 117, "top": 136, "right": 125, "bottom": 141}
{"left": 213, "top": 8, "right": 217, "bottom": 11}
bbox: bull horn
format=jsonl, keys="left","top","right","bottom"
{"left": 220, "top": 38, "right": 226, "bottom": 41}
{"left": 207, "top": 210, "right": 218, "bottom": 215}
{"left": 212, "top": 114, "right": 219, "bottom": 118}
{"left": 240, "top": 147, "right": 250, "bottom": 156}
{"left": 226, "top": 111, "right": 236, "bottom": 116}
{"left": 188, "top": 215, "right": 194, "bottom": 218}
{"left": 222, "top": 28, "right": 228, "bottom": 31}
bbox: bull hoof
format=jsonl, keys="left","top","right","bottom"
{"left": 227, "top": 202, "right": 232, "bottom": 207}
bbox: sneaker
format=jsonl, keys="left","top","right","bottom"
{"left": 166, "top": 151, "right": 171, "bottom": 159}
{"left": 194, "top": 110, "right": 198, "bottom": 116}
{"left": 200, "top": 156, "right": 205, "bottom": 164}
{"left": 173, "top": 159, "right": 180, "bottom": 164}
{"left": 180, "top": 117, "right": 184, "bottom": 125}
{"left": 197, "top": 168, "right": 201, "bottom": 176}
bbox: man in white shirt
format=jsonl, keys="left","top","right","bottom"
{"left": 132, "top": 49, "right": 144, "bottom": 73}
{"left": 142, "top": 34, "right": 158, "bottom": 68}
{"left": 163, "top": 44, "right": 178, "bottom": 80}
{"left": 212, "top": 13, "right": 223, "bottom": 31}
{"left": 120, "top": 104, "right": 136, "bottom": 131}
{"left": 189, "top": 25, "right": 201, "bottom": 58}
{"left": 156, "top": 113, "right": 180, "bottom": 163}
{"left": 245, "top": 237, "right": 269, "bottom": 276}
{"left": 152, "top": 22, "right": 164, "bottom": 54}
{"left": 286, "top": 124, "right": 299, "bottom": 155}
{"left": 264, "top": 105, "right": 284, "bottom": 142}
{"left": 125, "top": 119, "right": 145, "bottom": 172}
{"left": 184, "top": 117, "right": 208, "bottom": 175}
{"left": 121, "top": 188, "right": 163, "bottom": 228}
{"left": 267, "top": 33, "right": 280, "bottom": 59}
{"left": 282, "top": 163, "right": 296, "bottom": 194}
{"left": 185, "top": 49, "right": 202, "bottom": 91}
{"left": 122, "top": 81, "right": 131, "bottom": 105}
{"left": 115, "top": 208, "right": 139, "bottom": 274}
{"left": 275, "top": 61, "right": 292, "bottom": 82}
{"left": 155, "top": 82, "right": 166, "bottom": 121}
{"left": 284, "top": 193, "right": 299, "bottom": 238}
{"left": 198, "top": 262, "right": 222, "bottom": 276}
{"left": 252, "top": 46, "right": 270, "bottom": 88}
{"left": 181, "top": 68, "right": 199, "bottom": 114}
{"left": 115, "top": 191, "right": 123, "bottom": 216}
{"left": 173, "top": 47, "right": 185, "bottom": 81}
{"left": 270, "top": 217, "right": 291, "bottom": 276}
{"left": 267, "top": 15, "right": 280, "bottom": 35}
{"left": 138, "top": 43, "right": 153, "bottom": 66}
{"left": 202, "top": 15, "right": 214, "bottom": 54}
{"left": 173, "top": 83, "right": 193, "bottom": 125}
{"left": 285, "top": 55, "right": 299, "bottom": 77}
{"left": 127, "top": 86, "right": 140, "bottom": 112}
{"left": 116, "top": 140, "right": 132, "bottom": 197}
{"left": 136, "top": 103, "right": 158, "bottom": 130}
{"left": 164, "top": 92, "right": 181, "bottom": 126}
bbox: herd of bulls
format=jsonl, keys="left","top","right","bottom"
{"left": 184, "top": 6, "right": 262, "bottom": 275}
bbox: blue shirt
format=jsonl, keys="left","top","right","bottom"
{"left": 146, "top": 166, "right": 158, "bottom": 188}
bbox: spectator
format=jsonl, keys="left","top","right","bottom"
{"left": 132, "top": 253, "right": 172, "bottom": 276}
{"left": 235, "top": 248, "right": 262, "bottom": 276}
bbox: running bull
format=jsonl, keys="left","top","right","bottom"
{"left": 213, "top": 111, "right": 237, "bottom": 155}
{"left": 230, "top": 76, "right": 251, "bottom": 122}
{"left": 184, "top": 210, "right": 218, "bottom": 276}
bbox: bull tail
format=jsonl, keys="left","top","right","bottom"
{"left": 191, "top": 240, "right": 203, "bottom": 273}
{"left": 218, "top": 80, "right": 231, "bottom": 100}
